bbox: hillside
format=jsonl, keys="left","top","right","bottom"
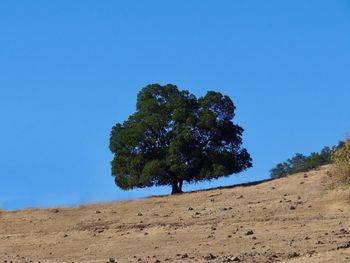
{"left": 1, "top": 165, "right": 350, "bottom": 263}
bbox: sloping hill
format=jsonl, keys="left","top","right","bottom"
{"left": 1, "top": 165, "right": 350, "bottom": 262}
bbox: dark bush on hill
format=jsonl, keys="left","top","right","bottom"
{"left": 270, "top": 146, "right": 335, "bottom": 179}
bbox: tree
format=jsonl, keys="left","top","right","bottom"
{"left": 287, "top": 153, "right": 307, "bottom": 173}
{"left": 270, "top": 162, "right": 289, "bottom": 179}
{"left": 270, "top": 146, "right": 335, "bottom": 179}
{"left": 109, "top": 84, "right": 252, "bottom": 194}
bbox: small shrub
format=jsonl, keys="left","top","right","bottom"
{"left": 332, "top": 137, "right": 350, "bottom": 184}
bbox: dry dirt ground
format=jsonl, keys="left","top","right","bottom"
{"left": 1, "top": 165, "right": 350, "bottom": 263}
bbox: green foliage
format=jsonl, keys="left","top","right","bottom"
{"left": 331, "top": 138, "right": 350, "bottom": 184}
{"left": 270, "top": 146, "right": 333, "bottom": 179}
{"left": 109, "top": 84, "right": 252, "bottom": 194}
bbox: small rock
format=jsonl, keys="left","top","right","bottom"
{"left": 337, "top": 242, "right": 350, "bottom": 250}
{"left": 236, "top": 195, "right": 243, "bottom": 199}
{"left": 226, "top": 256, "right": 240, "bottom": 262}
{"left": 96, "top": 210, "right": 101, "bottom": 214}
{"left": 245, "top": 230, "right": 254, "bottom": 235}
{"left": 188, "top": 207, "right": 194, "bottom": 211}
{"left": 181, "top": 253, "right": 189, "bottom": 259}
{"left": 290, "top": 206, "right": 296, "bottom": 210}
{"left": 108, "top": 258, "right": 115, "bottom": 263}
{"left": 137, "top": 212, "right": 143, "bottom": 216}
{"left": 204, "top": 253, "right": 216, "bottom": 260}
{"left": 288, "top": 252, "right": 300, "bottom": 258}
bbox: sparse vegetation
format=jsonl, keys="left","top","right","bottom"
{"left": 331, "top": 137, "right": 350, "bottom": 184}
{"left": 3, "top": 165, "right": 350, "bottom": 262}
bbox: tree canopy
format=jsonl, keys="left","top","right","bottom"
{"left": 109, "top": 84, "right": 252, "bottom": 194}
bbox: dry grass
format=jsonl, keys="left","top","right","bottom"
{"left": 332, "top": 137, "right": 350, "bottom": 185}
{"left": 1, "top": 165, "right": 350, "bottom": 262}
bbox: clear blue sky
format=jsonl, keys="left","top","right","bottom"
{"left": 1, "top": 1, "right": 349, "bottom": 210}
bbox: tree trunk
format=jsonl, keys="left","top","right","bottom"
{"left": 179, "top": 179, "right": 183, "bottom": 192}
{"left": 171, "top": 179, "right": 183, "bottom": 194}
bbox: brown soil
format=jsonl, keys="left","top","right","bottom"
{"left": 1, "top": 165, "right": 350, "bottom": 262}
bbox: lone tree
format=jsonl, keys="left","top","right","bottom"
{"left": 109, "top": 84, "right": 252, "bottom": 194}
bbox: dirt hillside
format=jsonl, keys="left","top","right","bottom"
{"left": 1, "top": 165, "right": 350, "bottom": 263}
